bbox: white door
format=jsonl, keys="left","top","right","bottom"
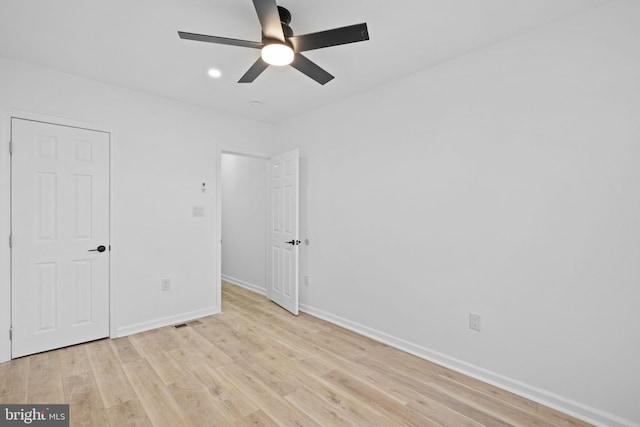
{"left": 11, "top": 118, "right": 110, "bottom": 358}
{"left": 267, "top": 149, "right": 300, "bottom": 315}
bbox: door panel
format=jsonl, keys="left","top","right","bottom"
{"left": 37, "top": 172, "right": 57, "bottom": 240}
{"left": 268, "top": 150, "right": 299, "bottom": 315}
{"left": 11, "top": 118, "right": 110, "bottom": 358}
{"left": 35, "top": 262, "right": 57, "bottom": 332}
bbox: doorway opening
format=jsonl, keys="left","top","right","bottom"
{"left": 220, "top": 152, "right": 269, "bottom": 297}
{"left": 219, "top": 149, "right": 300, "bottom": 315}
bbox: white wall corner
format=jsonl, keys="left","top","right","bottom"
{"left": 116, "top": 306, "right": 220, "bottom": 338}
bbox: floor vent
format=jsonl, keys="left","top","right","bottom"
{"left": 187, "top": 320, "right": 202, "bottom": 326}
{"left": 173, "top": 323, "right": 188, "bottom": 329}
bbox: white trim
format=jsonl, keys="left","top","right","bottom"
{"left": 222, "top": 274, "right": 267, "bottom": 296}
{"left": 2, "top": 110, "right": 118, "bottom": 360}
{"left": 264, "top": 159, "right": 269, "bottom": 300}
{"left": 6, "top": 111, "right": 112, "bottom": 134}
{"left": 109, "top": 128, "right": 119, "bottom": 338}
{"left": 116, "top": 307, "right": 220, "bottom": 337}
{"left": 221, "top": 149, "right": 270, "bottom": 160}
{"left": 299, "top": 303, "right": 638, "bottom": 427}
{"left": 0, "top": 112, "right": 11, "bottom": 363}
{"left": 266, "top": 154, "right": 273, "bottom": 303}
{"left": 215, "top": 147, "right": 222, "bottom": 314}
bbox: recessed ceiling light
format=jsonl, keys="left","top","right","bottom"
{"left": 250, "top": 100, "right": 263, "bottom": 107}
{"left": 207, "top": 68, "right": 222, "bottom": 78}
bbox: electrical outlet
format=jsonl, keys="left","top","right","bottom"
{"left": 161, "top": 279, "right": 171, "bottom": 291}
{"left": 469, "top": 313, "right": 481, "bottom": 332}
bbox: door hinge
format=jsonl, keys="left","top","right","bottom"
{"left": 9, "top": 328, "right": 12, "bottom": 341}
{"left": 9, "top": 141, "right": 13, "bottom": 155}
{"left": 8, "top": 234, "right": 12, "bottom": 248}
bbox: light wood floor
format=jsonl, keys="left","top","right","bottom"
{"left": 0, "top": 281, "right": 592, "bottom": 426}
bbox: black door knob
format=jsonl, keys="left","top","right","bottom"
{"left": 89, "top": 245, "right": 106, "bottom": 253}
{"left": 285, "top": 240, "right": 301, "bottom": 246}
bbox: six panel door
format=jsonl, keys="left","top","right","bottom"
{"left": 11, "top": 118, "right": 110, "bottom": 358}
{"left": 268, "top": 149, "right": 300, "bottom": 315}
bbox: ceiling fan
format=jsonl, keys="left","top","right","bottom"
{"left": 178, "top": 0, "right": 369, "bottom": 85}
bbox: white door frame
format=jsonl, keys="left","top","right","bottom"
{"left": 0, "top": 111, "right": 118, "bottom": 362}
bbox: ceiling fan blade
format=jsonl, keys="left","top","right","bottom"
{"left": 289, "top": 23, "right": 369, "bottom": 52}
{"left": 239, "top": 58, "right": 269, "bottom": 83}
{"left": 178, "top": 31, "right": 263, "bottom": 49}
{"left": 252, "top": 0, "right": 285, "bottom": 42}
{"left": 290, "top": 54, "right": 334, "bottom": 85}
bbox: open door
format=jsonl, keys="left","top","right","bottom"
{"left": 267, "top": 149, "right": 300, "bottom": 315}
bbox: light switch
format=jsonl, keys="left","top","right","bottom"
{"left": 192, "top": 206, "right": 205, "bottom": 217}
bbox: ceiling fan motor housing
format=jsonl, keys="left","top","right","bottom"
{"left": 278, "top": 7, "right": 294, "bottom": 38}
{"left": 278, "top": 6, "right": 292, "bottom": 25}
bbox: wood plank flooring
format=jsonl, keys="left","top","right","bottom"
{"left": 0, "top": 281, "right": 593, "bottom": 426}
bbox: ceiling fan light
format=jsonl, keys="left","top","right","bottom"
{"left": 261, "top": 43, "right": 294, "bottom": 66}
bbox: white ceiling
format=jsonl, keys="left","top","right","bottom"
{"left": 0, "top": 0, "right": 608, "bottom": 123}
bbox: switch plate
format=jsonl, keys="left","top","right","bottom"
{"left": 161, "top": 279, "right": 171, "bottom": 291}
{"left": 192, "top": 206, "right": 205, "bottom": 217}
{"left": 469, "top": 313, "right": 481, "bottom": 332}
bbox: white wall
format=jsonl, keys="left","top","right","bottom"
{"left": 221, "top": 154, "right": 267, "bottom": 293}
{"left": 273, "top": 2, "right": 640, "bottom": 426}
{"left": 0, "top": 56, "right": 272, "bottom": 361}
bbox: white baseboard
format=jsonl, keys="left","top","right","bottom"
{"left": 115, "top": 306, "right": 220, "bottom": 338}
{"left": 299, "top": 303, "right": 637, "bottom": 427}
{"left": 222, "top": 274, "right": 267, "bottom": 296}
